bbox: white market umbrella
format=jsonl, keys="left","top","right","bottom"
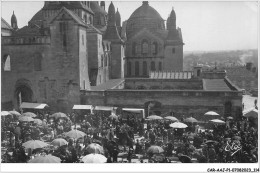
{"left": 82, "top": 154, "right": 107, "bottom": 163}
{"left": 209, "top": 119, "right": 225, "bottom": 124}
{"left": 204, "top": 111, "right": 219, "bottom": 116}
{"left": 170, "top": 122, "right": 188, "bottom": 129}
{"left": 147, "top": 115, "right": 163, "bottom": 120}
{"left": 1, "top": 111, "right": 11, "bottom": 116}
{"left": 28, "top": 154, "right": 61, "bottom": 163}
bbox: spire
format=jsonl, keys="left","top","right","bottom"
{"left": 115, "top": 8, "right": 121, "bottom": 27}
{"left": 11, "top": 10, "right": 18, "bottom": 30}
{"left": 167, "top": 8, "right": 176, "bottom": 30}
{"left": 103, "top": 2, "right": 123, "bottom": 43}
{"left": 107, "top": 2, "right": 116, "bottom": 26}
{"left": 100, "top": 1, "right": 105, "bottom": 10}
{"left": 166, "top": 8, "right": 178, "bottom": 40}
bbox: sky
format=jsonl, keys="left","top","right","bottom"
{"left": 1, "top": 1, "right": 258, "bottom": 52}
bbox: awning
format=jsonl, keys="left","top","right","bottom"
{"left": 94, "top": 106, "right": 116, "bottom": 111}
{"left": 20, "top": 102, "right": 48, "bottom": 109}
{"left": 122, "top": 108, "right": 144, "bottom": 114}
{"left": 73, "top": 105, "right": 93, "bottom": 110}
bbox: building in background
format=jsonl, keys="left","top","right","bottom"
{"left": 124, "top": 1, "right": 184, "bottom": 78}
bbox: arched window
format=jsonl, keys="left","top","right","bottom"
{"left": 2, "top": 54, "right": 11, "bottom": 71}
{"left": 143, "top": 61, "right": 147, "bottom": 76}
{"left": 132, "top": 42, "right": 136, "bottom": 56}
{"left": 135, "top": 61, "right": 139, "bottom": 76}
{"left": 127, "top": 61, "right": 131, "bottom": 76}
{"left": 34, "top": 53, "right": 42, "bottom": 71}
{"left": 151, "top": 61, "right": 155, "bottom": 71}
{"left": 151, "top": 42, "right": 158, "bottom": 55}
{"left": 142, "top": 39, "right": 148, "bottom": 54}
{"left": 158, "top": 62, "right": 162, "bottom": 71}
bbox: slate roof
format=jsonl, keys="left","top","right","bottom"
{"left": 13, "top": 24, "right": 42, "bottom": 36}
{"left": 86, "top": 24, "right": 102, "bottom": 34}
{"left": 49, "top": 7, "right": 86, "bottom": 26}
{"left": 90, "top": 79, "right": 124, "bottom": 91}
{"left": 203, "top": 79, "right": 232, "bottom": 91}
{"left": 1, "top": 18, "right": 13, "bottom": 30}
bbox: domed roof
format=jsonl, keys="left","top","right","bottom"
{"left": 90, "top": 1, "right": 107, "bottom": 15}
{"left": 29, "top": 9, "right": 44, "bottom": 23}
{"left": 128, "top": 1, "right": 163, "bottom": 20}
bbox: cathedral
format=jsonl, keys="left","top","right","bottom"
{"left": 1, "top": 1, "right": 183, "bottom": 111}
{"left": 1, "top": 1, "right": 242, "bottom": 119}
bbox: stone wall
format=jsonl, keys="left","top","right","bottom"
{"left": 164, "top": 44, "right": 183, "bottom": 71}
{"left": 82, "top": 89, "right": 243, "bottom": 120}
{"left": 124, "top": 78, "right": 202, "bottom": 90}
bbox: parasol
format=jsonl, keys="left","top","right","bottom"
{"left": 50, "top": 112, "right": 68, "bottom": 119}
{"left": 34, "top": 119, "right": 43, "bottom": 125}
{"left": 184, "top": 117, "right": 198, "bottom": 123}
{"left": 204, "top": 111, "right": 219, "bottom": 116}
{"left": 147, "top": 115, "right": 163, "bottom": 120}
{"left": 85, "top": 143, "right": 104, "bottom": 154}
{"left": 209, "top": 119, "right": 225, "bottom": 124}
{"left": 164, "top": 116, "right": 178, "bottom": 122}
{"left": 147, "top": 145, "right": 164, "bottom": 154}
{"left": 82, "top": 154, "right": 107, "bottom": 163}
{"left": 51, "top": 138, "right": 68, "bottom": 147}
{"left": 226, "top": 116, "right": 234, "bottom": 120}
{"left": 1, "top": 111, "right": 11, "bottom": 116}
{"left": 22, "top": 140, "right": 48, "bottom": 150}
{"left": 28, "top": 154, "right": 61, "bottom": 163}
{"left": 19, "top": 116, "right": 34, "bottom": 122}
{"left": 65, "top": 129, "right": 86, "bottom": 139}
{"left": 9, "top": 110, "right": 21, "bottom": 117}
{"left": 22, "top": 112, "right": 37, "bottom": 118}
{"left": 169, "top": 122, "right": 188, "bottom": 129}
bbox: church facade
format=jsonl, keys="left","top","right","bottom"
{"left": 1, "top": 1, "right": 124, "bottom": 112}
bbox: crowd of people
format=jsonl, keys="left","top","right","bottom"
{"left": 1, "top": 107, "right": 258, "bottom": 163}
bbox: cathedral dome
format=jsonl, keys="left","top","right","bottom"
{"left": 126, "top": 1, "right": 165, "bottom": 39}
{"left": 128, "top": 1, "right": 163, "bottom": 20}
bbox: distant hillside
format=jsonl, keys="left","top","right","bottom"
{"left": 183, "top": 49, "right": 258, "bottom": 71}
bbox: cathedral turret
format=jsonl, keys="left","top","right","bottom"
{"left": 166, "top": 8, "right": 178, "bottom": 40}
{"left": 115, "top": 8, "right": 121, "bottom": 27}
{"left": 167, "top": 7, "right": 176, "bottom": 30}
{"left": 107, "top": 2, "right": 116, "bottom": 26}
{"left": 11, "top": 11, "right": 18, "bottom": 30}
{"left": 103, "top": 2, "right": 122, "bottom": 42}
{"left": 100, "top": 1, "right": 105, "bottom": 11}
